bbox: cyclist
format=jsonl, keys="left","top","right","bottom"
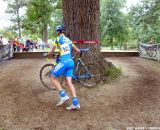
{"left": 48, "top": 25, "right": 80, "bottom": 110}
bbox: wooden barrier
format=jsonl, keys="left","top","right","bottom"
{"left": 101, "top": 50, "right": 138, "bottom": 57}
{"left": 13, "top": 52, "right": 45, "bottom": 59}
{"left": 13, "top": 51, "right": 139, "bottom": 59}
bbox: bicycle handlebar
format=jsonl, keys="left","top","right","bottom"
{"left": 79, "top": 48, "right": 89, "bottom": 52}
{"left": 43, "top": 52, "right": 60, "bottom": 57}
{"left": 43, "top": 53, "right": 49, "bottom": 57}
{"left": 43, "top": 48, "right": 89, "bottom": 63}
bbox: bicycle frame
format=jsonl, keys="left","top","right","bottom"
{"left": 52, "top": 48, "right": 93, "bottom": 81}
{"left": 72, "top": 58, "right": 91, "bottom": 81}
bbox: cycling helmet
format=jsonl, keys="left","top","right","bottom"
{"left": 56, "top": 25, "right": 66, "bottom": 32}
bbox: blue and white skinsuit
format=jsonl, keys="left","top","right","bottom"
{"left": 51, "top": 35, "right": 75, "bottom": 78}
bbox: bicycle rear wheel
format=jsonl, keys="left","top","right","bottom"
{"left": 146, "top": 47, "right": 157, "bottom": 57}
{"left": 78, "top": 63, "right": 102, "bottom": 88}
{"left": 39, "top": 63, "right": 63, "bottom": 91}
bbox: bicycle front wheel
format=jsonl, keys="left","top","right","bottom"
{"left": 146, "top": 47, "right": 157, "bottom": 57}
{"left": 78, "top": 63, "right": 102, "bottom": 88}
{"left": 40, "top": 63, "right": 55, "bottom": 90}
{"left": 40, "top": 63, "right": 63, "bottom": 91}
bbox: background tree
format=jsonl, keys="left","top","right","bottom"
{"left": 22, "top": 0, "right": 54, "bottom": 44}
{"left": 48, "top": 0, "right": 63, "bottom": 40}
{"left": 4, "top": 0, "right": 26, "bottom": 39}
{"left": 22, "top": 0, "right": 63, "bottom": 44}
{"left": 129, "top": 0, "right": 160, "bottom": 42}
{"left": 100, "top": 0, "right": 128, "bottom": 49}
{"left": 0, "top": 28, "right": 17, "bottom": 40}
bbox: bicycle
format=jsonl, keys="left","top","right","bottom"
{"left": 146, "top": 44, "right": 157, "bottom": 57}
{"left": 139, "top": 43, "right": 157, "bottom": 57}
{"left": 39, "top": 49, "right": 102, "bottom": 91}
{"left": 0, "top": 43, "right": 13, "bottom": 61}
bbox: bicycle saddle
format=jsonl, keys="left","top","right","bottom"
{"left": 79, "top": 48, "right": 89, "bottom": 52}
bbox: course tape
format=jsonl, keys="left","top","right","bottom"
{"left": 72, "top": 40, "right": 100, "bottom": 44}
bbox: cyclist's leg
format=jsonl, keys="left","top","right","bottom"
{"left": 65, "top": 76, "right": 80, "bottom": 110}
{"left": 63, "top": 60, "right": 75, "bottom": 96}
{"left": 50, "top": 62, "right": 65, "bottom": 91}
{"left": 65, "top": 76, "right": 76, "bottom": 97}
{"left": 50, "top": 62, "right": 69, "bottom": 106}
{"left": 64, "top": 64, "right": 80, "bottom": 110}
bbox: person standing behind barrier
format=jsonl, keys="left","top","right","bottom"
{"left": 25, "top": 39, "right": 31, "bottom": 52}
{"left": 148, "top": 37, "right": 157, "bottom": 44}
{"left": 0, "top": 35, "right": 4, "bottom": 46}
{"left": 41, "top": 41, "right": 45, "bottom": 50}
{"left": 8, "top": 40, "right": 13, "bottom": 58}
{"left": 14, "top": 36, "right": 20, "bottom": 52}
{"left": 48, "top": 25, "right": 81, "bottom": 110}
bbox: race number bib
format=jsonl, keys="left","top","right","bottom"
{"left": 60, "top": 43, "right": 70, "bottom": 55}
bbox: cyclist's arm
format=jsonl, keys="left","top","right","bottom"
{"left": 72, "top": 44, "right": 80, "bottom": 55}
{"left": 49, "top": 45, "right": 56, "bottom": 55}
{"left": 72, "top": 43, "right": 80, "bottom": 52}
{"left": 48, "top": 39, "right": 58, "bottom": 55}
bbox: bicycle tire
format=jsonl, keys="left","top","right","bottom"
{"left": 151, "top": 49, "right": 157, "bottom": 57}
{"left": 78, "top": 63, "right": 102, "bottom": 88}
{"left": 39, "top": 63, "right": 63, "bottom": 91}
{"left": 146, "top": 47, "right": 157, "bottom": 57}
{"left": 40, "top": 63, "right": 55, "bottom": 90}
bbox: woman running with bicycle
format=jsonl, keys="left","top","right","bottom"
{"left": 48, "top": 25, "right": 80, "bottom": 110}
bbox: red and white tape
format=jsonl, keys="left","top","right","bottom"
{"left": 72, "top": 40, "right": 100, "bottom": 44}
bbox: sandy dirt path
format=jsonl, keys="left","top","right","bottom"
{"left": 0, "top": 57, "right": 160, "bottom": 130}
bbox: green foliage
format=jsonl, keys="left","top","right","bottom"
{"left": 127, "top": 40, "right": 138, "bottom": 49}
{"left": 22, "top": 0, "right": 62, "bottom": 41}
{"left": 49, "top": 0, "right": 63, "bottom": 39}
{"left": 101, "top": 0, "right": 160, "bottom": 49}
{"left": 100, "top": 0, "right": 128, "bottom": 48}
{"left": 129, "top": 0, "right": 160, "bottom": 43}
{"left": 105, "top": 66, "right": 121, "bottom": 81}
{"left": 23, "top": 0, "right": 52, "bottom": 40}
{"left": 0, "top": 28, "right": 17, "bottom": 40}
{"left": 27, "top": 0, "right": 53, "bottom": 23}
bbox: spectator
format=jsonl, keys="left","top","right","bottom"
{"left": 0, "top": 35, "right": 9, "bottom": 45}
{"left": 148, "top": 37, "right": 157, "bottom": 44}
{"left": 0, "top": 35, "right": 4, "bottom": 45}
{"left": 25, "top": 39, "right": 31, "bottom": 52}
{"left": 40, "top": 40, "right": 45, "bottom": 50}
{"left": 14, "top": 36, "right": 20, "bottom": 52}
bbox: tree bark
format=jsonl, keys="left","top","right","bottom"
{"left": 62, "top": 0, "right": 113, "bottom": 81}
{"left": 62, "top": 0, "right": 101, "bottom": 54}
{"left": 63, "top": 0, "right": 99, "bottom": 40}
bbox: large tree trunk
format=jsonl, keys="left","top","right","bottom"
{"left": 63, "top": 0, "right": 99, "bottom": 40}
{"left": 42, "top": 23, "right": 48, "bottom": 45}
{"left": 62, "top": 0, "right": 113, "bottom": 81}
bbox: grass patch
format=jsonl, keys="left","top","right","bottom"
{"left": 105, "top": 66, "right": 122, "bottom": 82}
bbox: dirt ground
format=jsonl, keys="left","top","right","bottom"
{"left": 0, "top": 57, "right": 160, "bottom": 130}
